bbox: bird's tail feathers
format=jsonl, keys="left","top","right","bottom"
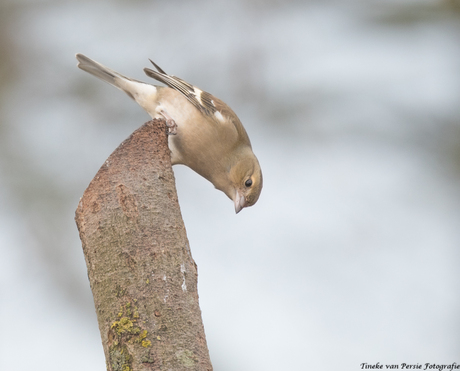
{"left": 76, "top": 53, "right": 154, "bottom": 102}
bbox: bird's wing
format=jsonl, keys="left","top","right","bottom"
{"left": 144, "top": 60, "right": 251, "bottom": 147}
{"left": 144, "top": 61, "right": 218, "bottom": 117}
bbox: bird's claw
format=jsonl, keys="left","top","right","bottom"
{"left": 166, "top": 119, "right": 177, "bottom": 135}
{"left": 159, "top": 110, "right": 177, "bottom": 135}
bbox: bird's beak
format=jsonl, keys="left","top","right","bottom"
{"left": 234, "top": 190, "right": 246, "bottom": 214}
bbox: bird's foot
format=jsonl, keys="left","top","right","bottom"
{"left": 165, "top": 119, "right": 177, "bottom": 135}
{"left": 159, "top": 110, "right": 177, "bottom": 135}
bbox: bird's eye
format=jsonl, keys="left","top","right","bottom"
{"left": 245, "top": 179, "right": 253, "bottom": 187}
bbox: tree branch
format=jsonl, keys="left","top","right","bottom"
{"left": 75, "top": 119, "right": 212, "bottom": 371}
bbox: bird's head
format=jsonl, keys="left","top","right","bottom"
{"left": 226, "top": 150, "right": 263, "bottom": 214}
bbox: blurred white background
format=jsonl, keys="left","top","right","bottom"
{"left": 1, "top": 0, "right": 459, "bottom": 370}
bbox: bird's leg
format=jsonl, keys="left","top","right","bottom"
{"left": 159, "top": 110, "right": 177, "bottom": 135}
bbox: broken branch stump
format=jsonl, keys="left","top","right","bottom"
{"left": 75, "top": 119, "right": 212, "bottom": 371}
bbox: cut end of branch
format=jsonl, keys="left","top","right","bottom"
{"left": 75, "top": 118, "right": 212, "bottom": 370}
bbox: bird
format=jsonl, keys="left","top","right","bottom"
{"left": 75, "top": 53, "right": 262, "bottom": 213}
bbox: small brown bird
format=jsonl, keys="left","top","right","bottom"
{"left": 76, "top": 54, "right": 262, "bottom": 213}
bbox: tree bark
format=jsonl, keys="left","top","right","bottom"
{"left": 75, "top": 119, "right": 212, "bottom": 371}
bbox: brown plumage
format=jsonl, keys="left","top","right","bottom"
{"left": 76, "top": 53, "right": 262, "bottom": 213}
